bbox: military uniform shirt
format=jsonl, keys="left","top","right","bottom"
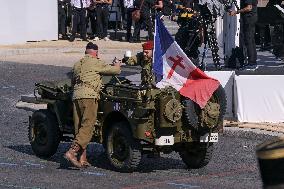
{"left": 124, "top": 52, "right": 155, "bottom": 86}
{"left": 72, "top": 54, "right": 121, "bottom": 100}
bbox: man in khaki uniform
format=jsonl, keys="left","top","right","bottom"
{"left": 65, "top": 42, "right": 121, "bottom": 168}
{"left": 122, "top": 41, "right": 155, "bottom": 87}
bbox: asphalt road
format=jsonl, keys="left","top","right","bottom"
{"left": 0, "top": 61, "right": 280, "bottom": 189}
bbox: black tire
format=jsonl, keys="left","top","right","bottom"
{"left": 106, "top": 122, "right": 142, "bottom": 172}
{"left": 182, "top": 85, "right": 227, "bottom": 132}
{"left": 179, "top": 142, "right": 214, "bottom": 169}
{"left": 29, "top": 110, "right": 61, "bottom": 158}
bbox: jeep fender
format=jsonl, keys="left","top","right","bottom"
{"left": 102, "top": 111, "right": 133, "bottom": 144}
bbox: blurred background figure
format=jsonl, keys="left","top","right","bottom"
{"left": 66, "top": 0, "right": 73, "bottom": 33}
{"left": 95, "top": 0, "right": 112, "bottom": 41}
{"left": 153, "top": 0, "right": 163, "bottom": 18}
{"left": 175, "top": 0, "right": 202, "bottom": 67}
{"left": 132, "top": 0, "right": 155, "bottom": 42}
{"left": 69, "top": 0, "right": 91, "bottom": 42}
{"left": 58, "top": 0, "right": 69, "bottom": 40}
{"left": 162, "top": 0, "right": 173, "bottom": 19}
{"left": 87, "top": 0, "right": 97, "bottom": 40}
{"left": 229, "top": 0, "right": 258, "bottom": 70}
{"left": 123, "top": 0, "right": 135, "bottom": 42}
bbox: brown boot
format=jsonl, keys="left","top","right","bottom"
{"left": 80, "top": 149, "right": 91, "bottom": 168}
{"left": 64, "top": 143, "right": 82, "bottom": 168}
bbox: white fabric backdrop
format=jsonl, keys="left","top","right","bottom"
{"left": 234, "top": 75, "right": 284, "bottom": 122}
{"left": 0, "top": 0, "right": 58, "bottom": 45}
{"left": 206, "top": 71, "right": 235, "bottom": 118}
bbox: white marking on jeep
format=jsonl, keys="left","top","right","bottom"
{"left": 155, "top": 135, "right": 174, "bottom": 146}
{"left": 200, "top": 133, "right": 218, "bottom": 142}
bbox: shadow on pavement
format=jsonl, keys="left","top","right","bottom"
{"left": 5, "top": 144, "right": 35, "bottom": 156}
{"left": 6, "top": 143, "right": 186, "bottom": 173}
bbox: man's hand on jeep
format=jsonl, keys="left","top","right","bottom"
{"left": 113, "top": 62, "right": 121, "bottom": 67}
{"left": 112, "top": 57, "right": 122, "bottom": 68}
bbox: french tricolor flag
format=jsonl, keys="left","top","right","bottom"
{"left": 153, "top": 16, "right": 220, "bottom": 108}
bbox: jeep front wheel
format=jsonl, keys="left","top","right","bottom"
{"left": 179, "top": 142, "right": 213, "bottom": 169}
{"left": 29, "top": 110, "right": 61, "bottom": 158}
{"left": 106, "top": 122, "right": 141, "bottom": 172}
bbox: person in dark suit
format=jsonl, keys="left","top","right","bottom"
{"left": 124, "top": 0, "right": 135, "bottom": 41}
{"left": 95, "top": 0, "right": 112, "bottom": 41}
{"left": 69, "top": 0, "right": 91, "bottom": 42}
{"left": 87, "top": 0, "right": 97, "bottom": 40}
{"left": 131, "top": 0, "right": 155, "bottom": 42}
{"left": 58, "top": 0, "right": 69, "bottom": 40}
{"left": 229, "top": 0, "right": 258, "bottom": 70}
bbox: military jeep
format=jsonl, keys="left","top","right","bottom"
{"left": 18, "top": 76, "right": 226, "bottom": 172}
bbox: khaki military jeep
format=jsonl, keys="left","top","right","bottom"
{"left": 18, "top": 76, "right": 226, "bottom": 172}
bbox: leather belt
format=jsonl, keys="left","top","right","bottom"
{"left": 97, "top": 3, "right": 109, "bottom": 7}
{"left": 73, "top": 6, "right": 86, "bottom": 11}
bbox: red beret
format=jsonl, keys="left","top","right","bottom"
{"left": 142, "top": 41, "right": 154, "bottom": 50}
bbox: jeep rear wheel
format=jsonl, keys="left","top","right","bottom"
{"left": 106, "top": 122, "right": 141, "bottom": 172}
{"left": 182, "top": 85, "right": 227, "bottom": 132}
{"left": 179, "top": 142, "right": 213, "bottom": 169}
{"left": 29, "top": 110, "right": 60, "bottom": 158}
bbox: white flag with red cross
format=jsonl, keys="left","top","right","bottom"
{"left": 153, "top": 16, "right": 220, "bottom": 108}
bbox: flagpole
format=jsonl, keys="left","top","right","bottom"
{"left": 153, "top": 16, "right": 157, "bottom": 67}
{"left": 153, "top": 16, "right": 158, "bottom": 82}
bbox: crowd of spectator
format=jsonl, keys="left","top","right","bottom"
{"left": 58, "top": 0, "right": 178, "bottom": 42}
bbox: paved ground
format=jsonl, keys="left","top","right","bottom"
{"left": 0, "top": 40, "right": 143, "bottom": 67}
{"left": 0, "top": 61, "right": 282, "bottom": 189}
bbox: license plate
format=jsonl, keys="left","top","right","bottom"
{"left": 200, "top": 133, "right": 218, "bottom": 143}
{"left": 155, "top": 135, "right": 174, "bottom": 146}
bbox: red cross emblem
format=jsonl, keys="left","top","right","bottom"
{"left": 167, "top": 55, "right": 185, "bottom": 79}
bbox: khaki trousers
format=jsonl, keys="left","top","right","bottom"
{"left": 73, "top": 98, "right": 98, "bottom": 149}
